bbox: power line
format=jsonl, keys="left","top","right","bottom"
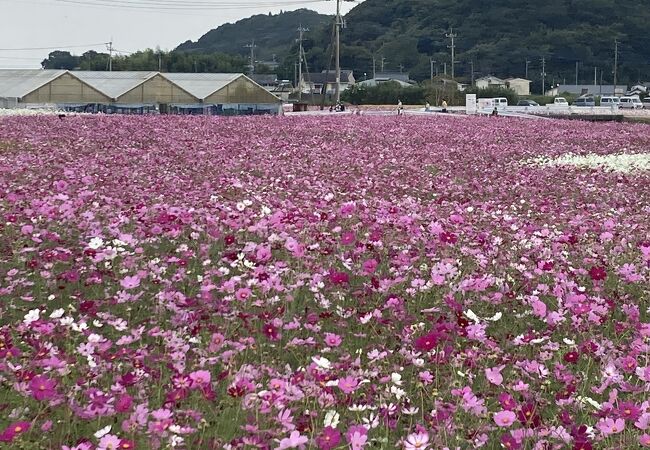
{"left": 0, "top": 43, "right": 109, "bottom": 51}
{"left": 48, "top": 0, "right": 327, "bottom": 11}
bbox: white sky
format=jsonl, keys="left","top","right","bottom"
{"left": 0, "top": 0, "right": 362, "bottom": 68}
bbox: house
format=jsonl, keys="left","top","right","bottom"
{"left": 505, "top": 78, "right": 531, "bottom": 96}
{"left": 628, "top": 85, "right": 648, "bottom": 96}
{"left": 300, "top": 70, "right": 355, "bottom": 94}
{"left": 545, "top": 84, "right": 627, "bottom": 97}
{"left": 249, "top": 74, "right": 293, "bottom": 101}
{"left": 475, "top": 75, "right": 506, "bottom": 89}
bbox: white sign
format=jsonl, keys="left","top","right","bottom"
{"left": 466, "top": 94, "right": 477, "bottom": 115}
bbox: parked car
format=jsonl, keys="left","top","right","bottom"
{"left": 619, "top": 96, "right": 643, "bottom": 109}
{"left": 573, "top": 97, "right": 595, "bottom": 107}
{"left": 643, "top": 97, "right": 650, "bottom": 109}
{"left": 517, "top": 100, "right": 539, "bottom": 107}
{"left": 553, "top": 97, "right": 569, "bottom": 106}
{"left": 600, "top": 96, "right": 621, "bottom": 108}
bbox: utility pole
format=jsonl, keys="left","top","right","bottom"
{"left": 470, "top": 60, "right": 475, "bottom": 86}
{"left": 540, "top": 56, "right": 546, "bottom": 95}
{"left": 575, "top": 61, "right": 579, "bottom": 86}
{"left": 244, "top": 40, "right": 256, "bottom": 75}
{"left": 594, "top": 66, "right": 597, "bottom": 86}
{"left": 613, "top": 38, "right": 619, "bottom": 96}
{"left": 372, "top": 56, "right": 376, "bottom": 79}
{"left": 430, "top": 58, "right": 435, "bottom": 81}
{"left": 334, "top": 0, "right": 342, "bottom": 104}
{"left": 158, "top": 53, "right": 162, "bottom": 72}
{"left": 381, "top": 56, "right": 386, "bottom": 73}
{"left": 525, "top": 58, "right": 530, "bottom": 79}
{"left": 446, "top": 27, "right": 457, "bottom": 79}
{"left": 297, "top": 25, "right": 309, "bottom": 101}
{"left": 107, "top": 40, "right": 113, "bottom": 72}
{"left": 443, "top": 62, "right": 447, "bottom": 76}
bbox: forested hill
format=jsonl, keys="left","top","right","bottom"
{"left": 176, "top": 9, "right": 332, "bottom": 61}
{"left": 333, "top": 0, "right": 650, "bottom": 87}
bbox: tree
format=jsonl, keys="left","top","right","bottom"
{"left": 41, "top": 51, "right": 79, "bottom": 70}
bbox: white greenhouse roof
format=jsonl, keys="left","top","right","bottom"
{"left": 72, "top": 71, "right": 158, "bottom": 99}
{"left": 0, "top": 69, "right": 66, "bottom": 99}
{"left": 163, "top": 73, "right": 242, "bottom": 100}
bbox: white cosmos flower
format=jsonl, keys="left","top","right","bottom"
{"left": 324, "top": 410, "right": 340, "bottom": 428}
{"left": 531, "top": 152, "right": 650, "bottom": 173}
{"left": 311, "top": 356, "right": 331, "bottom": 370}
{"left": 23, "top": 309, "right": 40, "bottom": 325}
{"left": 94, "top": 425, "right": 111, "bottom": 438}
{"left": 88, "top": 237, "right": 104, "bottom": 249}
{"left": 49, "top": 308, "right": 65, "bottom": 319}
{"left": 464, "top": 309, "right": 480, "bottom": 324}
{"left": 486, "top": 312, "right": 502, "bottom": 322}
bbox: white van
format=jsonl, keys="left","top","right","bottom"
{"left": 619, "top": 96, "right": 643, "bottom": 109}
{"left": 600, "top": 96, "right": 621, "bottom": 108}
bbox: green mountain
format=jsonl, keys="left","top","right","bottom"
{"left": 331, "top": 0, "right": 650, "bottom": 89}
{"left": 176, "top": 9, "right": 332, "bottom": 62}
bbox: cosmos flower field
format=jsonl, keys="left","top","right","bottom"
{"left": 0, "top": 114, "right": 649, "bottom": 450}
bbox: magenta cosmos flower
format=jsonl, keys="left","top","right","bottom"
{"left": 29, "top": 375, "right": 56, "bottom": 401}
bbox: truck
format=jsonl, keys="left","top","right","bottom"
{"left": 477, "top": 97, "right": 508, "bottom": 111}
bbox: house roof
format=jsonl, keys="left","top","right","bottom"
{"left": 477, "top": 75, "right": 505, "bottom": 83}
{"left": 72, "top": 71, "right": 158, "bottom": 100}
{"left": 250, "top": 74, "right": 278, "bottom": 85}
{"left": 162, "top": 72, "right": 242, "bottom": 99}
{"left": 556, "top": 84, "right": 625, "bottom": 94}
{"left": 308, "top": 70, "right": 353, "bottom": 83}
{"left": 374, "top": 72, "right": 410, "bottom": 82}
{"left": 358, "top": 78, "right": 412, "bottom": 88}
{"left": 0, "top": 69, "right": 67, "bottom": 99}
{"left": 505, "top": 78, "right": 531, "bottom": 83}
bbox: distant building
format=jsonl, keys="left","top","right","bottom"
{"left": 0, "top": 69, "right": 282, "bottom": 114}
{"left": 545, "top": 84, "right": 626, "bottom": 96}
{"left": 505, "top": 78, "right": 531, "bottom": 96}
{"left": 300, "top": 70, "right": 355, "bottom": 94}
{"left": 627, "top": 85, "right": 647, "bottom": 96}
{"left": 475, "top": 75, "right": 506, "bottom": 89}
{"left": 250, "top": 74, "right": 293, "bottom": 101}
{"left": 358, "top": 72, "right": 413, "bottom": 88}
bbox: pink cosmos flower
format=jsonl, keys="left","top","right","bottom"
{"left": 485, "top": 366, "right": 504, "bottom": 386}
{"left": 403, "top": 431, "right": 429, "bottom": 450}
{"left": 189, "top": 370, "right": 211, "bottom": 387}
{"left": 338, "top": 376, "right": 359, "bottom": 394}
{"left": 324, "top": 333, "right": 342, "bottom": 347}
{"left": 640, "top": 434, "right": 650, "bottom": 447}
{"left": 597, "top": 417, "right": 624, "bottom": 435}
{"left": 120, "top": 275, "right": 140, "bottom": 290}
{"left": 235, "top": 287, "right": 252, "bottom": 301}
{"left": 494, "top": 410, "right": 517, "bottom": 427}
{"left": 346, "top": 425, "right": 368, "bottom": 450}
{"left": 98, "top": 434, "right": 121, "bottom": 450}
{"left": 277, "top": 430, "right": 308, "bottom": 449}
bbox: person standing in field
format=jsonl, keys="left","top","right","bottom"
{"left": 397, "top": 99, "right": 404, "bottom": 115}
{"left": 441, "top": 99, "right": 448, "bottom": 113}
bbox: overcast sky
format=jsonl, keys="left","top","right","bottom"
{"left": 0, "top": 0, "right": 362, "bottom": 69}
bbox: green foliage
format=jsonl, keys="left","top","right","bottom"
{"left": 342, "top": 82, "right": 426, "bottom": 105}
{"left": 176, "top": 9, "right": 331, "bottom": 62}
{"left": 41, "top": 49, "right": 247, "bottom": 73}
